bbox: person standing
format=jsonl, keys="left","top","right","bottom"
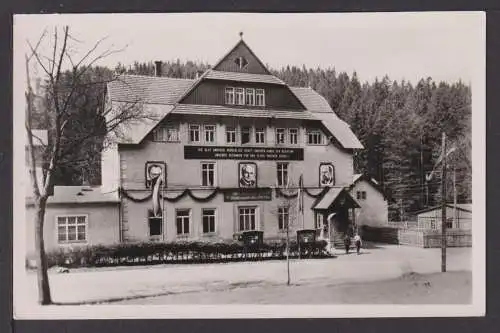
{"left": 354, "top": 233, "right": 362, "bottom": 255}
{"left": 343, "top": 234, "right": 351, "bottom": 254}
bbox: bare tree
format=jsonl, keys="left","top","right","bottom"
{"left": 273, "top": 178, "right": 302, "bottom": 286}
{"left": 25, "top": 26, "right": 149, "bottom": 304}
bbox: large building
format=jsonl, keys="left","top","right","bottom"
{"left": 26, "top": 37, "right": 388, "bottom": 253}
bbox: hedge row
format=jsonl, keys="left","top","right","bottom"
{"left": 34, "top": 240, "right": 329, "bottom": 268}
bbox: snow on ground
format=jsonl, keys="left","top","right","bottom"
{"left": 20, "top": 244, "right": 471, "bottom": 305}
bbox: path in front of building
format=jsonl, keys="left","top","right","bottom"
{"left": 19, "top": 244, "right": 471, "bottom": 305}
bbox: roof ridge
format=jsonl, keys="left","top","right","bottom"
{"left": 117, "top": 74, "right": 195, "bottom": 81}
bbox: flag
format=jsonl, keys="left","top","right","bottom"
{"left": 427, "top": 143, "right": 457, "bottom": 181}
{"left": 152, "top": 175, "right": 163, "bottom": 217}
{"left": 298, "top": 174, "right": 304, "bottom": 212}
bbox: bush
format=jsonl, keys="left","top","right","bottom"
{"left": 36, "top": 238, "right": 330, "bottom": 269}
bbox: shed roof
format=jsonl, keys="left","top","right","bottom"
{"left": 171, "top": 104, "right": 317, "bottom": 120}
{"left": 413, "top": 204, "right": 473, "bottom": 215}
{"left": 204, "top": 69, "right": 285, "bottom": 85}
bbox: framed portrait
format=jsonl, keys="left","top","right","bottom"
{"left": 238, "top": 162, "right": 257, "bottom": 188}
{"left": 319, "top": 163, "right": 335, "bottom": 187}
{"left": 145, "top": 161, "right": 166, "bottom": 188}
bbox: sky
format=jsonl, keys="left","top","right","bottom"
{"left": 14, "top": 12, "right": 484, "bottom": 84}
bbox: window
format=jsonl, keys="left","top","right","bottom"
{"left": 225, "top": 87, "right": 235, "bottom": 105}
{"left": 446, "top": 218, "right": 453, "bottom": 229}
{"left": 256, "top": 89, "right": 265, "bottom": 106}
{"left": 277, "top": 163, "right": 289, "bottom": 187}
{"left": 235, "top": 56, "right": 248, "bottom": 69}
{"left": 276, "top": 128, "right": 286, "bottom": 144}
{"left": 202, "top": 208, "right": 216, "bottom": 233}
{"left": 307, "top": 130, "right": 323, "bottom": 145}
{"left": 176, "top": 209, "right": 191, "bottom": 235}
{"left": 289, "top": 128, "right": 298, "bottom": 145}
{"left": 201, "top": 162, "right": 216, "bottom": 187}
{"left": 278, "top": 207, "right": 289, "bottom": 231}
{"left": 189, "top": 125, "right": 200, "bottom": 143}
{"left": 148, "top": 210, "right": 162, "bottom": 238}
{"left": 255, "top": 127, "right": 265, "bottom": 144}
{"left": 57, "top": 215, "right": 87, "bottom": 243}
{"left": 226, "top": 126, "right": 237, "bottom": 143}
{"left": 204, "top": 125, "right": 216, "bottom": 143}
{"left": 314, "top": 212, "right": 324, "bottom": 229}
{"left": 245, "top": 88, "right": 255, "bottom": 106}
{"left": 241, "top": 126, "right": 251, "bottom": 144}
{"left": 153, "top": 126, "right": 179, "bottom": 142}
{"left": 239, "top": 207, "right": 257, "bottom": 231}
{"left": 356, "top": 191, "right": 367, "bottom": 200}
{"left": 235, "top": 88, "right": 245, "bottom": 105}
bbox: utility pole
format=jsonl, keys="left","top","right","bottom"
{"left": 441, "top": 132, "right": 447, "bottom": 273}
{"left": 453, "top": 167, "right": 457, "bottom": 229}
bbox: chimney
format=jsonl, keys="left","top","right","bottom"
{"left": 154, "top": 61, "right": 163, "bottom": 77}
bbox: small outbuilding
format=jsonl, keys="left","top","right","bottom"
{"left": 414, "top": 204, "right": 472, "bottom": 230}
{"left": 348, "top": 173, "right": 388, "bottom": 228}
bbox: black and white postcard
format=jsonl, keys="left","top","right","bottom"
{"left": 13, "top": 12, "right": 485, "bottom": 318}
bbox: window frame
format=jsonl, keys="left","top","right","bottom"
{"left": 241, "top": 126, "right": 252, "bottom": 145}
{"left": 203, "top": 124, "right": 216, "bottom": 144}
{"left": 226, "top": 126, "right": 237, "bottom": 144}
{"left": 189, "top": 124, "right": 201, "bottom": 143}
{"left": 278, "top": 206, "right": 289, "bottom": 231}
{"left": 255, "top": 127, "right": 266, "bottom": 144}
{"left": 255, "top": 88, "right": 265, "bottom": 106}
{"left": 275, "top": 128, "right": 286, "bottom": 145}
{"left": 147, "top": 209, "right": 163, "bottom": 239}
{"left": 235, "top": 87, "right": 245, "bottom": 105}
{"left": 56, "top": 214, "right": 88, "bottom": 245}
{"left": 238, "top": 206, "right": 258, "bottom": 232}
{"left": 245, "top": 88, "right": 255, "bottom": 106}
{"left": 225, "top": 87, "right": 235, "bottom": 105}
{"left": 152, "top": 125, "right": 180, "bottom": 142}
{"left": 201, "top": 162, "right": 216, "bottom": 187}
{"left": 277, "top": 162, "right": 289, "bottom": 187}
{"left": 175, "top": 209, "right": 191, "bottom": 236}
{"left": 202, "top": 208, "right": 217, "bottom": 234}
{"left": 307, "top": 129, "right": 323, "bottom": 145}
{"left": 289, "top": 128, "right": 299, "bottom": 145}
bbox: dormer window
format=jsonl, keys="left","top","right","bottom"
{"left": 234, "top": 56, "right": 248, "bottom": 69}
{"left": 225, "top": 87, "right": 235, "bottom": 105}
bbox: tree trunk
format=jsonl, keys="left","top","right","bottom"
{"left": 34, "top": 197, "right": 52, "bottom": 305}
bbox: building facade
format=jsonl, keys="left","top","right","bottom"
{"left": 104, "top": 38, "right": 364, "bottom": 245}
{"left": 349, "top": 174, "right": 389, "bottom": 228}
{"left": 415, "top": 204, "right": 472, "bottom": 230}
{"left": 26, "top": 37, "right": 371, "bottom": 252}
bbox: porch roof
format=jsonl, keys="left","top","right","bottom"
{"left": 312, "top": 187, "right": 360, "bottom": 210}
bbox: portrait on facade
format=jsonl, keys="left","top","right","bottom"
{"left": 239, "top": 162, "right": 257, "bottom": 188}
{"left": 145, "top": 161, "right": 166, "bottom": 188}
{"left": 319, "top": 163, "right": 335, "bottom": 187}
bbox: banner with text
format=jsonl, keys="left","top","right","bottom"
{"left": 184, "top": 146, "right": 304, "bottom": 161}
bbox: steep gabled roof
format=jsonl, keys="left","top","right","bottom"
{"left": 212, "top": 39, "right": 272, "bottom": 75}
{"left": 350, "top": 173, "right": 386, "bottom": 197}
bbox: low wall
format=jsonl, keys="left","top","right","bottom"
{"left": 361, "top": 226, "right": 471, "bottom": 248}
